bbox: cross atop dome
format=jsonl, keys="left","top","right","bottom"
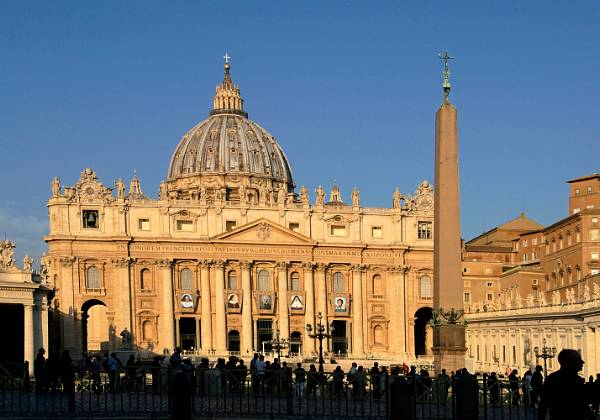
{"left": 211, "top": 56, "right": 247, "bottom": 117}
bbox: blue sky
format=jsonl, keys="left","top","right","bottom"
{"left": 1, "top": 1, "right": 599, "bottom": 264}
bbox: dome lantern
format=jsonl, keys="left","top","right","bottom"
{"left": 210, "top": 54, "right": 247, "bottom": 117}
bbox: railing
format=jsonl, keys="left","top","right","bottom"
{"left": 0, "top": 366, "right": 562, "bottom": 419}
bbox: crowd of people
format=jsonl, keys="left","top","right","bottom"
{"left": 20, "top": 346, "right": 600, "bottom": 418}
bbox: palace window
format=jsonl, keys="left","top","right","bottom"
{"left": 371, "top": 226, "right": 383, "bottom": 239}
{"left": 227, "top": 270, "right": 238, "bottom": 289}
{"left": 82, "top": 210, "right": 99, "bottom": 229}
{"left": 590, "top": 230, "right": 600, "bottom": 241}
{"left": 86, "top": 266, "right": 101, "bottom": 289}
{"left": 592, "top": 217, "right": 598, "bottom": 226}
{"left": 179, "top": 268, "right": 193, "bottom": 290}
{"left": 138, "top": 218, "right": 150, "bottom": 231}
{"left": 140, "top": 268, "right": 151, "bottom": 290}
{"left": 486, "top": 281, "right": 494, "bottom": 287}
{"left": 258, "top": 270, "right": 271, "bottom": 291}
{"left": 575, "top": 188, "right": 580, "bottom": 196}
{"left": 330, "top": 225, "right": 346, "bottom": 237}
{"left": 289, "top": 272, "right": 300, "bottom": 291}
{"left": 567, "top": 232, "right": 572, "bottom": 246}
{"left": 464, "top": 292, "right": 471, "bottom": 303}
{"left": 225, "top": 220, "right": 237, "bottom": 232}
{"left": 417, "top": 222, "right": 432, "bottom": 240}
{"left": 419, "top": 276, "right": 432, "bottom": 298}
{"left": 332, "top": 272, "right": 345, "bottom": 292}
{"left": 487, "top": 293, "right": 493, "bottom": 301}
{"left": 288, "top": 222, "right": 300, "bottom": 232}
{"left": 176, "top": 220, "right": 194, "bottom": 232}
{"left": 373, "top": 325, "right": 384, "bottom": 345}
{"left": 372, "top": 274, "right": 383, "bottom": 295}
{"left": 592, "top": 252, "right": 600, "bottom": 260}
{"left": 588, "top": 186, "right": 593, "bottom": 194}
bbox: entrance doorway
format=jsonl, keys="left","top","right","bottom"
{"left": 414, "top": 307, "right": 433, "bottom": 356}
{"left": 290, "top": 331, "right": 302, "bottom": 354}
{"left": 228, "top": 330, "right": 240, "bottom": 352}
{"left": 256, "top": 319, "right": 273, "bottom": 353}
{"left": 331, "top": 320, "right": 347, "bottom": 355}
{"left": 81, "top": 299, "right": 109, "bottom": 353}
{"left": 179, "top": 318, "right": 197, "bottom": 351}
{"left": 0, "top": 304, "right": 23, "bottom": 364}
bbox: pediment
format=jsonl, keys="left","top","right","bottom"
{"left": 211, "top": 218, "right": 314, "bottom": 245}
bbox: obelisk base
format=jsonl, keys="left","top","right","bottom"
{"left": 432, "top": 325, "right": 467, "bottom": 374}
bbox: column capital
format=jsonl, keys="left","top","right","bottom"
{"left": 315, "top": 263, "right": 328, "bottom": 273}
{"left": 156, "top": 259, "right": 173, "bottom": 268}
{"left": 59, "top": 256, "right": 76, "bottom": 267}
{"left": 276, "top": 261, "right": 289, "bottom": 271}
{"left": 386, "top": 265, "right": 404, "bottom": 274}
{"left": 239, "top": 260, "right": 254, "bottom": 270}
{"left": 110, "top": 257, "right": 133, "bottom": 268}
{"left": 352, "top": 264, "right": 368, "bottom": 273}
{"left": 199, "top": 259, "right": 213, "bottom": 268}
{"left": 213, "top": 259, "right": 226, "bottom": 269}
{"left": 302, "top": 262, "right": 315, "bottom": 272}
{"left": 23, "top": 303, "right": 34, "bottom": 311}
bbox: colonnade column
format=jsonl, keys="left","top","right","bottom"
{"left": 214, "top": 260, "right": 227, "bottom": 352}
{"left": 157, "top": 259, "right": 175, "bottom": 352}
{"left": 200, "top": 260, "right": 213, "bottom": 352}
{"left": 241, "top": 261, "right": 254, "bottom": 353}
{"left": 302, "top": 262, "right": 316, "bottom": 354}
{"left": 40, "top": 297, "right": 49, "bottom": 353}
{"left": 315, "top": 263, "right": 329, "bottom": 352}
{"left": 24, "top": 304, "right": 34, "bottom": 374}
{"left": 276, "top": 262, "right": 289, "bottom": 341}
{"left": 351, "top": 265, "right": 364, "bottom": 356}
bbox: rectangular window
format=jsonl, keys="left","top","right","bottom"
{"left": 591, "top": 230, "right": 600, "bottom": 241}
{"left": 532, "top": 238, "right": 538, "bottom": 246}
{"left": 330, "top": 225, "right": 346, "bottom": 237}
{"left": 476, "top": 345, "right": 480, "bottom": 361}
{"left": 464, "top": 292, "right": 470, "bottom": 303}
{"left": 225, "top": 220, "right": 237, "bottom": 232}
{"left": 82, "top": 210, "right": 99, "bottom": 229}
{"left": 487, "top": 293, "right": 493, "bottom": 301}
{"left": 592, "top": 252, "right": 599, "bottom": 260}
{"left": 512, "top": 346, "right": 516, "bottom": 364}
{"left": 176, "top": 220, "right": 194, "bottom": 232}
{"left": 522, "top": 240, "right": 528, "bottom": 247}
{"left": 288, "top": 222, "right": 300, "bottom": 232}
{"left": 502, "top": 346, "right": 506, "bottom": 363}
{"left": 138, "top": 218, "right": 150, "bottom": 231}
{"left": 486, "top": 281, "right": 494, "bottom": 287}
{"left": 575, "top": 188, "right": 580, "bottom": 196}
{"left": 417, "top": 222, "right": 432, "bottom": 239}
{"left": 588, "top": 186, "right": 593, "bottom": 194}
{"left": 592, "top": 217, "right": 598, "bottom": 225}
{"left": 371, "top": 226, "right": 383, "bottom": 239}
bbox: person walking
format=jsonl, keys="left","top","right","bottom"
{"left": 34, "top": 348, "right": 47, "bottom": 392}
{"left": 538, "top": 349, "right": 588, "bottom": 420}
{"left": 530, "top": 365, "right": 543, "bottom": 408}
{"left": 508, "top": 369, "right": 520, "bottom": 406}
{"left": 107, "top": 353, "right": 120, "bottom": 392}
{"left": 294, "top": 363, "right": 306, "bottom": 397}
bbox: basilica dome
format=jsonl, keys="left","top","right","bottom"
{"left": 165, "top": 62, "right": 295, "bottom": 202}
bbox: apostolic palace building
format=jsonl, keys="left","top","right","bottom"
{"left": 42, "top": 61, "right": 437, "bottom": 362}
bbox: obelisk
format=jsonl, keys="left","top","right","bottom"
{"left": 432, "top": 52, "right": 466, "bottom": 373}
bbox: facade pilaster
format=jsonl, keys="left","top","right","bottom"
{"left": 157, "top": 259, "right": 175, "bottom": 352}
{"left": 59, "top": 257, "right": 76, "bottom": 353}
{"left": 200, "top": 260, "right": 213, "bottom": 351}
{"left": 39, "top": 297, "right": 49, "bottom": 352}
{"left": 302, "top": 262, "right": 316, "bottom": 354}
{"left": 110, "top": 257, "right": 133, "bottom": 339}
{"left": 315, "top": 263, "right": 329, "bottom": 352}
{"left": 24, "top": 304, "right": 35, "bottom": 374}
{"left": 213, "top": 260, "right": 227, "bottom": 352}
{"left": 240, "top": 261, "right": 254, "bottom": 353}
{"left": 276, "top": 261, "right": 289, "bottom": 341}
{"left": 351, "top": 264, "right": 364, "bottom": 356}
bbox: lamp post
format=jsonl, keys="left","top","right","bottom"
{"left": 270, "top": 323, "right": 289, "bottom": 361}
{"left": 534, "top": 338, "right": 557, "bottom": 377}
{"left": 306, "top": 312, "right": 334, "bottom": 372}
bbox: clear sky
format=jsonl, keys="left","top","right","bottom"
{"left": 1, "top": 1, "right": 598, "bottom": 264}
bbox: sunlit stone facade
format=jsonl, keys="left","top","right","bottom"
{"left": 45, "top": 63, "right": 437, "bottom": 361}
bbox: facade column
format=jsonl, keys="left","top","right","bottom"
{"left": 386, "top": 265, "right": 405, "bottom": 356}
{"left": 157, "top": 259, "right": 175, "bottom": 352}
{"left": 59, "top": 257, "right": 76, "bottom": 353}
{"left": 40, "top": 296, "right": 49, "bottom": 352}
{"left": 240, "top": 261, "right": 254, "bottom": 353}
{"left": 200, "top": 260, "right": 213, "bottom": 352}
{"left": 302, "top": 263, "right": 316, "bottom": 354}
{"left": 24, "top": 304, "right": 35, "bottom": 374}
{"left": 315, "top": 263, "right": 329, "bottom": 352}
{"left": 351, "top": 265, "right": 364, "bottom": 356}
{"left": 214, "top": 260, "right": 227, "bottom": 352}
{"left": 111, "top": 257, "right": 133, "bottom": 341}
{"left": 276, "top": 262, "right": 289, "bottom": 341}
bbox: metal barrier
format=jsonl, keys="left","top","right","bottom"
{"left": 0, "top": 367, "right": 572, "bottom": 419}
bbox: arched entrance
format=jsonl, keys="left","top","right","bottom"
{"left": 414, "top": 307, "right": 433, "bottom": 356}
{"left": 290, "top": 331, "right": 302, "bottom": 354}
{"left": 81, "top": 299, "right": 109, "bottom": 353}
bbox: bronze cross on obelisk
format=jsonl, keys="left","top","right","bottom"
{"left": 438, "top": 51, "right": 454, "bottom": 97}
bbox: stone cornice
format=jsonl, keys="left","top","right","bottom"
{"left": 301, "top": 262, "right": 315, "bottom": 272}
{"left": 59, "top": 256, "right": 76, "bottom": 267}
{"left": 155, "top": 259, "right": 173, "bottom": 268}
{"left": 315, "top": 263, "right": 328, "bottom": 272}
{"left": 110, "top": 257, "right": 133, "bottom": 268}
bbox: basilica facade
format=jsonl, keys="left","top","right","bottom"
{"left": 45, "top": 62, "right": 437, "bottom": 360}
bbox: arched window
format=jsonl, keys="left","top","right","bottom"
{"left": 258, "top": 270, "right": 271, "bottom": 291}
{"left": 179, "top": 268, "right": 193, "bottom": 290}
{"left": 333, "top": 272, "right": 345, "bottom": 292}
{"left": 142, "top": 320, "right": 153, "bottom": 341}
{"left": 227, "top": 330, "right": 240, "bottom": 352}
{"left": 290, "top": 272, "right": 300, "bottom": 291}
{"left": 141, "top": 268, "right": 151, "bottom": 290}
{"left": 372, "top": 274, "right": 383, "bottom": 295}
{"left": 86, "top": 267, "right": 100, "bottom": 289}
{"left": 290, "top": 331, "right": 302, "bottom": 354}
{"left": 227, "top": 270, "right": 238, "bottom": 289}
{"left": 373, "top": 325, "right": 384, "bottom": 345}
{"left": 419, "top": 276, "right": 432, "bottom": 298}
